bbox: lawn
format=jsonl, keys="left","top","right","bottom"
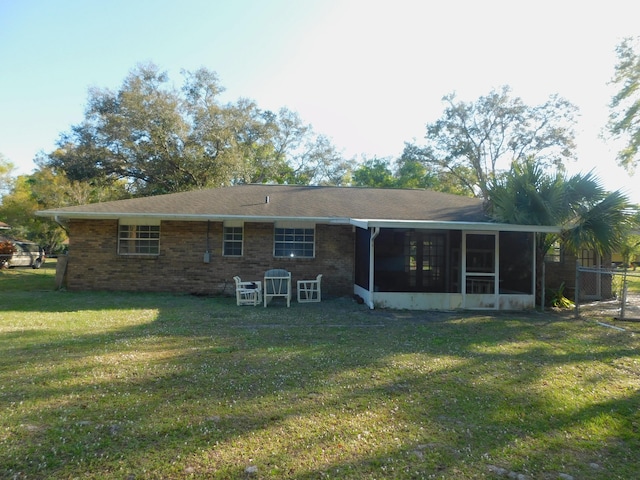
{"left": 624, "top": 269, "right": 640, "bottom": 294}
{"left": 1, "top": 263, "right": 639, "bottom": 479}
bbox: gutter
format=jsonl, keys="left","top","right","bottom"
{"left": 35, "top": 211, "right": 353, "bottom": 225}
{"left": 37, "top": 210, "right": 562, "bottom": 234}
{"left": 54, "top": 215, "right": 69, "bottom": 231}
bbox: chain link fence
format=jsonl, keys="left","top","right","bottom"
{"left": 575, "top": 265, "right": 640, "bottom": 321}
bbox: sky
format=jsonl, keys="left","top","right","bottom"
{"left": 1, "top": 0, "right": 639, "bottom": 202}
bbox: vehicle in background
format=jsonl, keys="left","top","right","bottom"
{"left": 0, "top": 241, "right": 46, "bottom": 269}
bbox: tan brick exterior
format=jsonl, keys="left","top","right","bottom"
{"left": 65, "top": 219, "right": 354, "bottom": 297}
{"left": 545, "top": 251, "right": 613, "bottom": 301}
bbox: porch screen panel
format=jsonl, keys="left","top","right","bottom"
{"left": 423, "top": 234, "right": 446, "bottom": 289}
{"left": 466, "top": 234, "right": 494, "bottom": 273}
{"left": 373, "top": 230, "right": 406, "bottom": 291}
{"left": 355, "top": 227, "right": 370, "bottom": 289}
{"left": 499, "top": 231, "right": 533, "bottom": 294}
{"left": 374, "top": 229, "right": 448, "bottom": 292}
{"left": 406, "top": 233, "right": 446, "bottom": 291}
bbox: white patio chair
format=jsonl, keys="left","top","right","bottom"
{"left": 297, "top": 274, "right": 322, "bottom": 303}
{"left": 233, "top": 276, "right": 261, "bottom": 306}
{"left": 263, "top": 269, "right": 291, "bottom": 307}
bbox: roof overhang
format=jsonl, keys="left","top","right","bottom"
{"left": 36, "top": 211, "right": 562, "bottom": 234}
{"left": 36, "top": 211, "right": 353, "bottom": 225}
{"left": 349, "top": 218, "right": 562, "bottom": 233}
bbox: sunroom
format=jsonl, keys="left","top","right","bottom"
{"left": 352, "top": 220, "right": 560, "bottom": 311}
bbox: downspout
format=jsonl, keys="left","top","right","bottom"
{"left": 368, "top": 227, "right": 380, "bottom": 309}
{"left": 203, "top": 220, "right": 211, "bottom": 263}
{"left": 54, "top": 215, "right": 69, "bottom": 234}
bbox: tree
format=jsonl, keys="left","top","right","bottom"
{"left": 0, "top": 153, "right": 15, "bottom": 198}
{"left": 0, "top": 167, "right": 121, "bottom": 251}
{"left": 489, "top": 158, "right": 633, "bottom": 253}
{"left": 0, "top": 174, "right": 62, "bottom": 250}
{"left": 608, "top": 36, "right": 640, "bottom": 171}
{"left": 351, "top": 150, "right": 475, "bottom": 194}
{"left": 350, "top": 156, "right": 437, "bottom": 189}
{"left": 618, "top": 234, "right": 640, "bottom": 269}
{"left": 266, "top": 109, "right": 353, "bottom": 186}
{"left": 351, "top": 158, "right": 396, "bottom": 187}
{"left": 398, "top": 143, "right": 471, "bottom": 194}
{"left": 393, "top": 156, "right": 433, "bottom": 189}
{"left": 406, "top": 86, "right": 578, "bottom": 198}
{"left": 43, "top": 63, "right": 350, "bottom": 196}
{"left": 487, "top": 158, "right": 635, "bottom": 303}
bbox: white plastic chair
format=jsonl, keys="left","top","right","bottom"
{"left": 263, "top": 269, "right": 291, "bottom": 307}
{"left": 233, "top": 276, "right": 261, "bottom": 306}
{"left": 297, "top": 274, "right": 322, "bottom": 303}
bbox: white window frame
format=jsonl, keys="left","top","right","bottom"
{"left": 118, "top": 218, "right": 160, "bottom": 256}
{"left": 274, "top": 221, "right": 315, "bottom": 258}
{"left": 223, "top": 221, "right": 244, "bottom": 257}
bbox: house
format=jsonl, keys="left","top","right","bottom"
{"left": 36, "top": 184, "right": 560, "bottom": 310}
{"left": 0, "top": 221, "right": 10, "bottom": 230}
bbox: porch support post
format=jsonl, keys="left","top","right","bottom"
{"left": 541, "top": 260, "right": 546, "bottom": 312}
{"left": 367, "top": 227, "right": 380, "bottom": 310}
{"left": 537, "top": 233, "right": 544, "bottom": 311}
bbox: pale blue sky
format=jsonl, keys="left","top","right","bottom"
{"left": 1, "top": 0, "right": 639, "bottom": 201}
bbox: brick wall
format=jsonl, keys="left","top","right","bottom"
{"left": 545, "top": 251, "right": 613, "bottom": 301}
{"left": 66, "top": 219, "right": 354, "bottom": 298}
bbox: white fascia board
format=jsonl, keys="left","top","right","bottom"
{"left": 350, "top": 218, "right": 561, "bottom": 233}
{"left": 36, "top": 210, "right": 352, "bottom": 225}
{"left": 36, "top": 210, "right": 560, "bottom": 233}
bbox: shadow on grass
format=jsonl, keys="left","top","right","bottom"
{"left": 1, "top": 286, "right": 640, "bottom": 478}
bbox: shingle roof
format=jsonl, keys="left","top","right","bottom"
{"left": 37, "top": 184, "right": 488, "bottom": 223}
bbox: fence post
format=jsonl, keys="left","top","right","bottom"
{"left": 575, "top": 260, "right": 580, "bottom": 319}
{"left": 620, "top": 268, "right": 628, "bottom": 320}
{"left": 541, "top": 260, "right": 546, "bottom": 311}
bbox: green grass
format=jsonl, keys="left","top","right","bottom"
{"left": 1, "top": 263, "right": 639, "bottom": 479}
{"left": 625, "top": 269, "right": 640, "bottom": 293}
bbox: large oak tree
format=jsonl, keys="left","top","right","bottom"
{"left": 43, "top": 63, "right": 352, "bottom": 196}
{"left": 406, "top": 86, "right": 578, "bottom": 198}
{"left": 608, "top": 36, "right": 640, "bottom": 171}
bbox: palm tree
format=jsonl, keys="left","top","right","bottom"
{"left": 619, "top": 234, "right": 640, "bottom": 269}
{"left": 487, "top": 158, "right": 636, "bottom": 305}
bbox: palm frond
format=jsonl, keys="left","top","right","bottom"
{"left": 563, "top": 190, "right": 632, "bottom": 255}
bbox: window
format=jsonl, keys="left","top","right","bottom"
{"left": 223, "top": 226, "right": 243, "bottom": 256}
{"left": 118, "top": 223, "right": 160, "bottom": 255}
{"left": 545, "top": 240, "right": 562, "bottom": 263}
{"left": 580, "top": 248, "right": 598, "bottom": 267}
{"left": 274, "top": 227, "right": 315, "bottom": 258}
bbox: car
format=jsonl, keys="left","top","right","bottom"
{"left": 0, "top": 241, "right": 46, "bottom": 269}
